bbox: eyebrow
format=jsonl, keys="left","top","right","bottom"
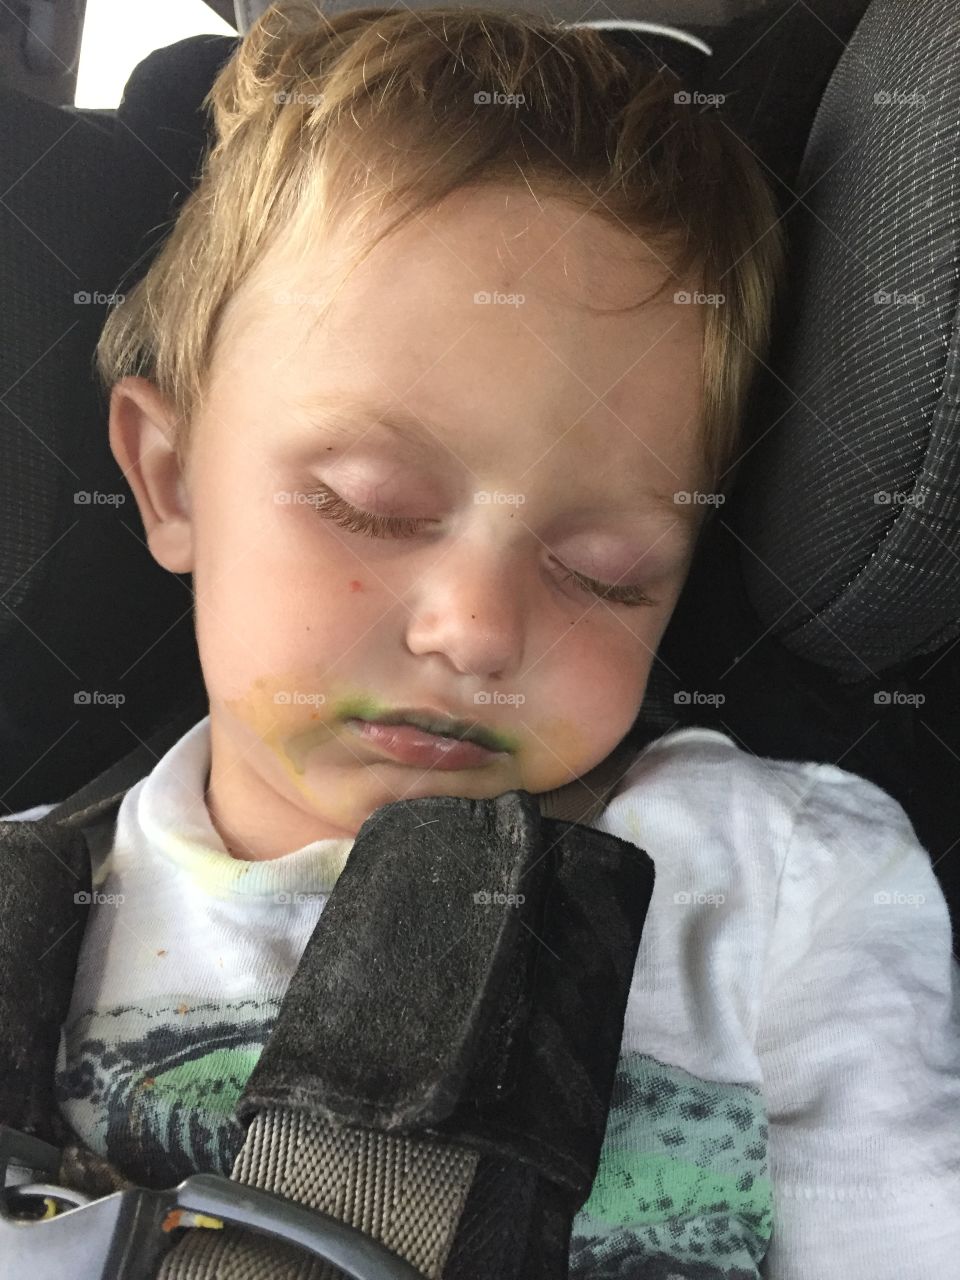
{"left": 293, "top": 392, "right": 703, "bottom": 533}
{"left": 295, "top": 392, "right": 441, "bottom": 461}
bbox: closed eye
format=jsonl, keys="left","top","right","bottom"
{"left": 304, "top": 481, "right": 427, "bottom": 540}
{"left": 555, "top": 565, "right": 656, "bottom": 608}
{"left": 302, "top": 482, "right": 658, "bottom": 608}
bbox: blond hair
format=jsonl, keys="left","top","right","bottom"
{"left": 96, "top": 1, "right": 785, "bottom": 498}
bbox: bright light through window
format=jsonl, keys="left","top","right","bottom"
{"left": 75, "top": 0, "right": 235, "bottom": 110}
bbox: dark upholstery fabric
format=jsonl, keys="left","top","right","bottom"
{"left": 734, "top": 0, "right": 960, "bottom": 677}
{"left": 0, "top": 88, "right": 206, "bottom": 814}
{"left": 724, "top": 0, "right": 960, "bottom": 942}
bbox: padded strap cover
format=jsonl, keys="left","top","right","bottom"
{"left": 237, "top": 791, "right": 653, "bottom": 1206}
{"left": 0, "top": 819, "right": 91, "bottom": 1146}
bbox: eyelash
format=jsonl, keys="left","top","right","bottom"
{"left": 303, "top": 483, "right": 657, "bottom": 608}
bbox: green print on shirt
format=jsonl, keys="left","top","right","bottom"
{"left": 56, "top": 995, "right": 280, "bottom": 1188}
{"left": 137, "top": 1045, "right": 264, "bottom": 1115}
{"left": 59, "top": 1002, "right": 774, "bottom": 1276}
{"left": 569, "top": 1052, "right": 773, "bottom": 1279}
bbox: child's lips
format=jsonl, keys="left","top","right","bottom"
{"left": 344, "top": 717, "right": 509, "bottom": 769}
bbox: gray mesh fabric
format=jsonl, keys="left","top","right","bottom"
{"left": 156, "top": 1108, "right": 479, "bottom": 1280}
{"left": 735, "top": 0, "right": 960, "bottom": 679}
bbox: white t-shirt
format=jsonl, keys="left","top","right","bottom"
{"left": 5, "top": 717, "right": 959, "bottom": 1278}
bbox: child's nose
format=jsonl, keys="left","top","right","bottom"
{"left": 403, "top": 547, "right": 527, "bottom": 682}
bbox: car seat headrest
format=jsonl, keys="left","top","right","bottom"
{"left": 732, "top": 0, "right": 960, "bottom": 681}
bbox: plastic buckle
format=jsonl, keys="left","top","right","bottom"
{"left": 0, "top": 1125, "right": 425, "bottom": 1280}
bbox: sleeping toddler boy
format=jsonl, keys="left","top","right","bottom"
{"left": 6, "top": 3, "right": 959, "bottom": 1276}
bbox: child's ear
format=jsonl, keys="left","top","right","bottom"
{"left": 108, "top": 376, "right": 194, "bottom": 575}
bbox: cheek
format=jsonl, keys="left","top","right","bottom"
{"left": 191, "top": 493, "right": 335, "bottom": 686}
{"left": 557, "top": 608, "right": 658, "bottom": 712}
{"left": 512, "top": 619, "right": 656, "bottom": 791}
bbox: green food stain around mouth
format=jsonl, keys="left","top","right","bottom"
{"left": 281, "top": 691, "right": 396, "bottom": 776}
{"left": 466, "top": 724, "right": 521, "bottom": 754}
{"left": 331, "top": 693, "right": 399, "bottom": 724}
{"left": 286, "top": 723, "right": 336, "bottom": 775}
{"left": 280, "top": 689, "right": 521, "bottom": 776}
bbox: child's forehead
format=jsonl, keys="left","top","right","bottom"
{"left": 203, "top": 187, "right": 703, "bottom": 476}
{"left": 238, "top": 185, "right": 683, "bottom": 325}
{"left": 206, "top": 296, "right": 701, "bottom": 509}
